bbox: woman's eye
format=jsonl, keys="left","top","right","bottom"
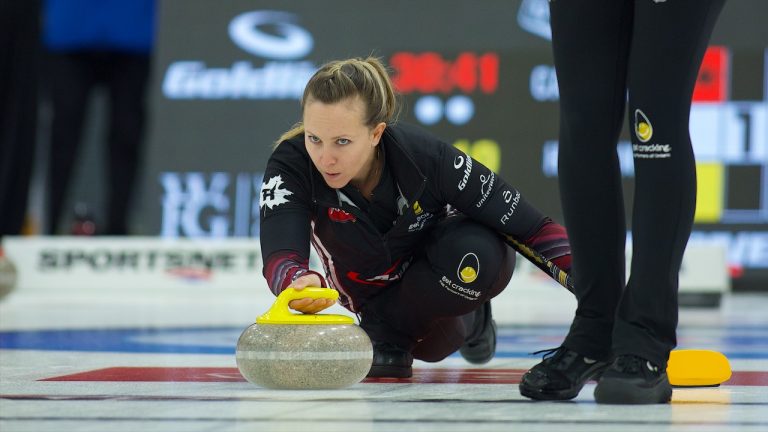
{"left": 337, "top": 138, "right": 350, "bottom": 145}
{"left": 308, "top": 135, "right": 320, "bottom": 143}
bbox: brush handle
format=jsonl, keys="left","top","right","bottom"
{"left": 503, "top": 234, "right": 574, "bottom": 293}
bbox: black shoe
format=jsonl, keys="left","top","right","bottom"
{"left": 594, "top": 355, "right": 672, "bottom": 404}
{"left": 519, "top": 347, "right": 610, "bottom": 401}
{"left": 459, "top": 301, "right": 497, "bottom": 364}
{"left": 367, "top": 342, "right": 414, "bottom": 378}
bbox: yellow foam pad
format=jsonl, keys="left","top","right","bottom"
{"left": 667, "top": 349, "right": 732, "bottom": 387}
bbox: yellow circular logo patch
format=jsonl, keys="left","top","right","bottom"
{"left": 460, "top": 266, "right": 477, "bottom": 283}
{"left": 457, "top": 252, "right": 480, "bottom": 283}
{"left": 634, "top": 109, "right": 653, "bottom": 143}
{"left": 637, "top": 122, "right": 652, "bottom": 142}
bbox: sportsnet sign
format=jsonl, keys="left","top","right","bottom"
{"left": 2, "top": 237, "right": 264, "bottom": 292}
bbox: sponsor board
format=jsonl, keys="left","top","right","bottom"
{"left": 1, "top": 238, "right": 728, "bottom": 318}
{"left": 162, "top": 10, "right": 317, "bottom": 100}
{"left": 2, "top": 237, "right": 264, "bottom": 293}
{"left": 160, "top": 172, "right": 264, "bottom": 238}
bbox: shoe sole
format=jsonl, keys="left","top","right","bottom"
{"left": 519, "top": 363, "right": 608, "bottom": 401}
{"left": 594, "top": 374, "right": 672, "bottom": 404}
{"left": 367, "top": 364, "right": 413, "bottom": 378}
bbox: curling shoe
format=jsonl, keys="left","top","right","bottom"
{"left": 519, "top": 346, "right": 610, "bottom": 400}
{"left": 367, "top": 341, "right": 413, "bottom": 378}
{"left": 459, "top": 301, "right": 497, "bottom": 364}
{"left": 594, "top": 354, "right": 672, "bottom": 404}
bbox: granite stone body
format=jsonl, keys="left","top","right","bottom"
{"left": 236, "top": 322, "right": 373, "bottom": 389}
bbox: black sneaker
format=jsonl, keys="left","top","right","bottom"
{"left": 459, "top": 301, "right": 496, "bottom": 364}
{"left": 594, "top": 355, "right": 672, "bottom": 404}
{"left": 367, "top": 342, "right": 414, "bottom": 378}
{"left": 519, "top": 347, "right": 610, "bottom": 400}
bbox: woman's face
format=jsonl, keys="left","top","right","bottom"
{"left": 303, "top": 96, "right": 385, "bottom": 189}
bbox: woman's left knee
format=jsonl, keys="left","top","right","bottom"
{"left": 426, "top": 220, "right": 515, "bottom": 300}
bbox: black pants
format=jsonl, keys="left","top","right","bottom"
{"left": 360, "top": 216, "right": 515, "bottom": 362}
{"left": 45, "top": 51, "right": 150, "bottom": 235}
{"left": 0, "top": 0, "right": 39, "bottom": 237}
{"left": 550, "top": 0, "right": 725, "bottom": 368}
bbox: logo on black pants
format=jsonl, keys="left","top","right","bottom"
{"left": 634, "top": 109, "right": 654, "bottom": 143}
{"left": 457, "top": 253, "right": 480, "bottom": 283}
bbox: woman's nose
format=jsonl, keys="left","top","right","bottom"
{"left": 319, "top": 147, "right": 336, "bottom": 166}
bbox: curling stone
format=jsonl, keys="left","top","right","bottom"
{"left": 236, "top": 287, "right": 373, "bottom": 389}
{"left": 0, "top": 250, "right": 17, "bottom": 301}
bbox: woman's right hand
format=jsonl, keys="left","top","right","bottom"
{"left": 287, "top": 274, "right": 336, "bottom": 314}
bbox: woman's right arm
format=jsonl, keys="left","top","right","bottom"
{"left": 259, "top": 157, "right": 334, "bottom": 313}
{"left": 259, "top": 148, "right": 326, "bottom": 297}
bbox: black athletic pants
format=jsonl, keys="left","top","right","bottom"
{"left": 550, "top": 0, "right": 725, "bottom": 368}
{"left": 45, "top": 51, "right": 150, "bottom": 235}
{"left": 361, "top": 216, "right": 516, "bottom": 362}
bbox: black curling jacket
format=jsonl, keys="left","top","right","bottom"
{"left": 259, "top": 122, "right": 543, "bottom": 312}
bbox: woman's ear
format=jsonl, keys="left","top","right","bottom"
{"left": 371, "top": 122, "right": 387, "bottom": 145}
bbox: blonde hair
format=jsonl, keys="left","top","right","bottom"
{"left": 276, "top": 56, "right": 399, "bottom": 145}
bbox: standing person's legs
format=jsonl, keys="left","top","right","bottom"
{"left": 362, "top": 216, "right": 515, "bottom": 376}
{"left": 594, "top": 0, "right": 727, "bottom": 404}
{"left": 551, "top": 0, "right": 634, "bottom": 359}
{"left": 519, "top": 0, "right": 633, "bottom": 401}
{"left": 46, "top": 53, "right": 94, "bottom": 234}
{"left": 613, "top": 0, "right": 726, "bottom": 369}
{"left": 104, "top": 52, "right": 150, "bottom": 235}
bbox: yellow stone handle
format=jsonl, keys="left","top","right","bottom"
{"left": 256, "top": 287, "right": 354, "bottom": 325}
